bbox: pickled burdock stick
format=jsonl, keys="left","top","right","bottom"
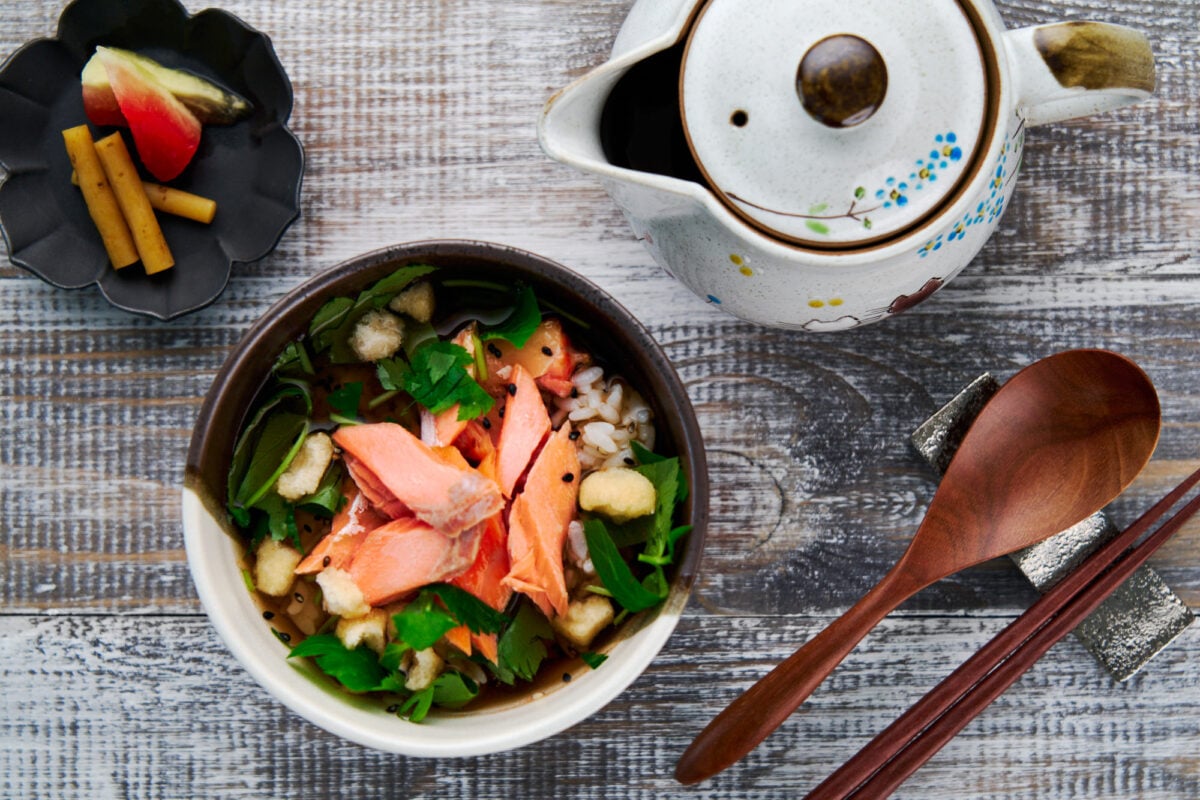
{"left": 93, "top": 132, "right": 174, "bottom": 274}
{"left": 70, "top": 170, "right": 217, "bottom": 224}
{"left": 61, "top": 125, "right": 138, "bottom": 268}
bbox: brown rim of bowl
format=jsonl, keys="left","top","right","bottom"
{"left": 184, "top": 238, "right": 709, "bottom": 595}
{"left": 678, "top": 0, "right": 1002, "bottom": 253}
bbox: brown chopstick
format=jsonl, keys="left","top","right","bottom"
{"left": 804, "top": 464, "right": 1200, "bottom": 800}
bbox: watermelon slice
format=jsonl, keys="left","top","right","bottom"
{"left": 82, "top": 47, "right": 251, "bottom": 127}
{"left": 95, "top": 47, "right": 202, "bottom": 182}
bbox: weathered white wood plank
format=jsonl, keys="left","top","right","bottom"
{"left": 1, "top": 614, "right": 1197, "bottom": 799}
{"left": 1, "top": 0, "right": 1197, "bottom": 797}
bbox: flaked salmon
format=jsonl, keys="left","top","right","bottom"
{"left": 482, "top": 318, "right": 589, "bottom": 398}
{"left": 294, "top": 483, "right": 386, "bottom": 575}
{"left": 348, "top": 517, "right": 483, "bottom": 606}
{"left": 495, "top": 364, "right": 551, "bottom": 498}
{"left": 334, "top": 422, "right": 503, "bottom": 536}
{"left": 503, "top": 424, "right": 580, "bottom": 618}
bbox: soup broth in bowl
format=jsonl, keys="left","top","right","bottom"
{"left": 183, "top": 241, "right": 707, "bottom": 754}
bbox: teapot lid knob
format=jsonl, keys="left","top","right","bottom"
{"left": 797, "top": 35, "right": 888, "bottom": 128}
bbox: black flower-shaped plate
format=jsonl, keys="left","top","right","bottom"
{"left": 0, "top": 0, "right": 303, "bottom": 320}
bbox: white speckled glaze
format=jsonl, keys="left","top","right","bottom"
{"left": 539, "top": 0, "right": 1154, "bottom": 330}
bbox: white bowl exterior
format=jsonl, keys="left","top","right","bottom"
{"left": 183, "top": 488, "right": 688, "bottom": 755}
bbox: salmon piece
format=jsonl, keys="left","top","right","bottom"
{"left": 347, "top": 517, "right": 483, "bottom": 606}
{"left": 453, "top": 420, "right": 498, "bottom": 481}
{"left": 334, "top": 422, "right": 503, "bottom": 536}
{"left": 483, "top": 319, "right": 590, "bottom": 399}
{"left": 294, "top": 483, "right": 386, "bottom": 575}
{"left": 342, "top": 452, "right": 409, "bottom": 519}
{"left": 448, "top": 512, "right": 510, "bottom": 663}
{"left": 502, "top": 425, "right": 580, "bottom": 618}
{"left": 495, "top": 364, "right": 551, "bottom": 498}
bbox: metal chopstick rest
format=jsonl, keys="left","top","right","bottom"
{"left": 911, "top": 373, "right": 1194, "bottom": 681}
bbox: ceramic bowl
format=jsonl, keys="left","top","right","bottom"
{"left": 0, "top": 0, "right": 302, "bottom": 320}
{"left": 182, "top": 240, "right": 709, "bottom": 755}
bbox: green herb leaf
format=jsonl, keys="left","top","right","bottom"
{"left": 380, "top": 641, "right": 411, "bottom": 673}
{"left": 308, "top": 296, "right": 355, "bottom": 347}
{"left": 392, "top": 592, "right": 460, "bottom": 651}
{"left": 584, "top": 519, "right": 665, "bottom": 613}
{"left": 627, "top": 457, "right": 678, "bottom": 561}
{"left": 274, "top": 341, "right": 314, "bottom": 376}
{"left": 376, "top": 357, "right": 408, "bottom": 391}
{"left": 398, "top": 685, "right": 435, "bottom": 722}
{"left": 328, "top": 381, "right": 363, "bottom": 419}
{"left": 403, "top": 341, "right": 494, "bottom": 420}
{"left": 297, "top": 463, "right": 345, "bottom": 517}
{"left": 231, "top": 411, "right": 309, "bottom": 517}
{"left": 580, "top": 652, "right": 608, "bottom": 669}
{"left": 226, "top": 385, "right": 310, "bottom": 515}
{"left": 254, "top": 492, "right": 302, "bottom": 550}
{"left": 497, "top": 602, "right": 554, "bottom": 683}
{"left": 426, "top": 584, "right": 508, "bottom": 635}
{"left": 288, "top": 634, "right": 388, "bottom": 693}
{"left": 431, "top": 672, "right": 480, "bottom": 709}
{"left": 376, "top": 672, "right": 407, "bottom": 693}
{"left": 309, "top": 265, "right": 438, "bottom": 361}
{"left": 479, "top": 284, "right": 541, "bottom": 348}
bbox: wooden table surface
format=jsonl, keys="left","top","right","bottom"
{"left": 3, "top": 1, "right": 1198, "bottom": 797}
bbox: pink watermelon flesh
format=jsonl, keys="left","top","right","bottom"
{"left": 82, "top": 84, "right": 126, "bottom": 127}
{"left": 97, "top": 49, "right": 201, "bottom": 181}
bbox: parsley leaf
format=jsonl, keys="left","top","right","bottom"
{"left": 327, "top": 381, "right": 363, "bottom": 419}
{"left": 426, "top": 584, "right": 508, "bottom": 635}
{"left": 580, "top": 652, "right": 608, "bottom": 669}
{"left": 376, "top": 357, "right": 408, "bottom": 391}
{"left": 398, "top": 685, "right": 435, "bottom": 722}
{"left": 296, "top": 462, "right": 346, "bottom": 517}
{"left": 584, "top": 519, "right": 666, "bottom": 613}
{"left": 403, "top": 341, "right": 494, "bottom": 420}
{"left": 431, "top": 672, "right": 480, "bottom": 709}
{"left": 497, "top": 602, "right": 555, "bottom": 683}
{"left": 288, "top": 634, "right": 387, "bottom": 693}
{"left": 392, "top": 592, "right": 460, "bottom": 651}
{"left": 479, "top": 284, "right": 540, "bottom": 348}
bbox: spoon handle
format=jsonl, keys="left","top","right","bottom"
{"left": 675, "top": 565, "right": 924, "bottom": 785}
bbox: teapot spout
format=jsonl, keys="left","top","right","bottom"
{"left": 540, "top": 40, "right": 703, "bottom": 186}
{"left": 538, "top": 61, "right": 627, "bottom": 179}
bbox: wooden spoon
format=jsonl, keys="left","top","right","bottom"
{"left": 675, "top": 349, "right": 1161, "bottom": 785}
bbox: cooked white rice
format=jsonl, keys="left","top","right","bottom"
{"left": 552, "top": 365, "right": 656, "bottom": 473}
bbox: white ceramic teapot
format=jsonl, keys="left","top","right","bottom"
{"left": 538, "top": 0, "right": 1154, "bottom": 330}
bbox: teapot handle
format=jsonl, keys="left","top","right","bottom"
{"left": 1004, "top": 22, "right": 1154, "bottom": 127}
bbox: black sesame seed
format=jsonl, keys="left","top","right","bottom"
{"left": 322, "top": 555, "right": 331, "bottom": 568}
{"left": 294, "top": 592, "right": 304, "bottom": 603}
{"left": 624, "top": 457, "right": 636, "bottom": 466}
{"left": 569, "top": 430, "right": 580, "bottom": 441}
{"left": 541, "top": 346, "right": 553, "bottom": 356}
{"left": 562, "top": 472, "right": 575, "bottom": 483}
{"left": 481, "top": 417, "right": 492, "bottom": 430}
{"left": 303, "top": 524, "right": 313, "bottom": 533}
{"left": 570, "top": 388, "right": 579, "bottom": 398}
{"left": 277, "top": 631, "right": 291, "bottom": 643}
{"left": 386, "top": 704, "right": 400, "bottom": 713}
{"left": 262, "top": 611, "right": 275, "bottom": 620}
{"left": 562, "top": 673, "right": 572, "bottom": 683}
{"left": 507, "top": 383, "right": 518, "bottom": 396}
{"left": 487, "top": 343, "right": 502, "bottom": 358}
{"left": 498, "top": 408, "right": 505, "bottom": 418}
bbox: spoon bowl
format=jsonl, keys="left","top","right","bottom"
{"left": 676, "top": 349, "right": 1160, "bottom": 784}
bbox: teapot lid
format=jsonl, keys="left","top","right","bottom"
{"left": 681, "top": 0, "right": 993, "bottom": 248}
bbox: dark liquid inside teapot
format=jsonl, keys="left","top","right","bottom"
{"left": 599, "top": 42, "right": 703, "bottom": 184}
